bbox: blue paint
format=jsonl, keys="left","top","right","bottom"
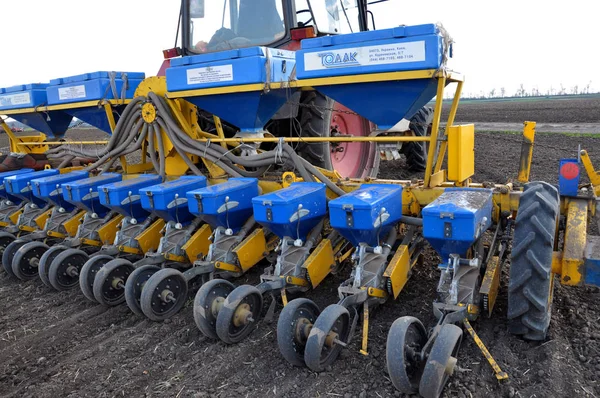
{"left": 62, "top": 173, "right": 122, "bottom": 216}
{"left": 4, "top": 169, "right": 59, "bottom": 207}
{"left": 31, "top": 170, "right": 89, "bottom": 211}
{"left": 140, "top": 176, "right": 207, "bottom": 224}
{"left": 0, "top": 169, "right": 34, "bottom": 203}
{"left": 98, "top": 175, "right": 163, "bottom": 219}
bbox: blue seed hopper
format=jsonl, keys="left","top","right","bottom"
{"left": 329, "top": 184, "right": 403, "bottom": 247}
{"left": 62, "top": 173, "right": 122, "bottom": 216}
{"left": 422, "top": 188, "right": 493, "bottom": 262}
{"left": 31, "top": 170, "right": 90, "bottom": 210}
{"left": 296, "top": 24, "right": 448, "bottom": 130}
{"left": 98, "top": 174, "right": 163, "bottom": 220}
{"left": 0, "top": 84, "right": 72, "bottom": 137}
{"left": 140, "top": 176, "right": 207, "bottom": 224}
{"left": 252, "top": 182, "right": 327, "bottom": 241}
{"left": 0, "top": 169, "right": 34, "bottom": 203}
{"left": 166, "top": 47, "right": 296, "bottom": 133}
{"left": 187, "top": 178, "right": 259, "bottom": 232}
{"left": 4, "top": 169, "right": 60, "bottom": 207}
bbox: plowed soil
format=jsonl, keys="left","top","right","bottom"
{"left": 1, "top": 105, "right": 600, "bottom": 398}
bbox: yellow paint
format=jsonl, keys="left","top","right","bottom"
{"left": 34, "top": 208, "right": 53, "bottom": 230}
{"left": 517, "top": 122, "right": 536, "bottom": 183}
{"left": 81, "top": 238, "right": 102, "bottom": 247}
{"left": 134, "top": 218, "right": 165, "bottom": 254}
{"left": 479, "top": 256, "right": 502, "bottom": 317}
{"left": 424, "top": 76, "right": 446, "bottom": 187}
{"left": 183, "top": 223, "right": 212, "bottom": 263}
{"left": 383, "top": 245, "right": 411, "bottom": 299}
{"left": 366, "top": 286, "right": 387, "bottom": 298}
{"left": 0, "top": 99, "right": 131, "bottom": 115}
{"left": 141, "top": 103, "right": 157, "bottom": 123}
{"left": 359, "top": 301, "right": 369, "bottom": 356}
{"left": 285, "top": 275, "right": 310, "bottom": 287}
{"left": 447, "top": 124, "right": 475, "bottom": 182}
{"left": 0, "top": 221, "right": 8, "bottom": 227}
{"left": 9, "top": 209, "right": 22, "bottom": 225}
{"left": 463, "top": 319, "right": 509, "bottom": 381}
{"left": 428, "top": 170, "right": 447, "bottom": 188}
{"left": 302, "top": 238, "right": 334, "bottom": 288}
{"left": 97, "top": 215, "right": 124, "bottom": 245}
{"left": 233, "top": 228, "right": 269, "bottom": 272}
{"left": 165, "top": 253, "right": 188, "bottom": 263}
{"left": 281, "top": 288, "right": 288, "bottom": 306}
{"left": 46, "top": 231, "right": 66, "bottom": 239}
{"left": 215, "top": 261, "right": 242, "bottom": 273}
{"left": 561, "top": 199, "right": 588, "bottom": 286}
{"left": 63, "top": 210, "right": 86, "bottom": 237}
{"left": 19, "top": 225, "right": 36, "bottom": 233}
{"left": 580, "top": 150, "right": 600, "bottom": 196}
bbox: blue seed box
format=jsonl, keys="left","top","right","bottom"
{"left": 166, "top": 47, "right": 295, "bottom": 92}
{"left": 329, "top": 184, "right": 403, "bottom": 247}
{"left": 4, "top": 169, "right": 59, "bottom": 207}
{"left": 187, "top": 178, "right": 258, "bottom": 232}
{"left": 252, "top": 182, "right": 327, "bottom": 241}
{"left": 31, "top": 170, "right": 89, "bottom": 210}
{"left": 0, "top": 83, "right": 49, "bottom": 111}
{"left": 422, "top": 188, "right": 493, "bottom": 261}
{"left": 98, "top": 174, "right": 163, "bottom": 220}
{"left": 62, "top": 173, "right": 122, "bottom": 216}
{"left": 296, "top": 24, "right": 443, "bottom": 79}
{"left": 140, "top": 176, "right": 207, "bottom": 224}
{"left": 558, "top": 158, "right": 580, "bottom": 197}
{"left": 0, "top": 169, "right": 34, "bottom": 202}
{"left": 46, "top": 71, "right": 145, "bottom": 105}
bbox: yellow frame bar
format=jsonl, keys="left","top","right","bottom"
{"left": 0, "top": 99, "right": 132, "bottom": 116}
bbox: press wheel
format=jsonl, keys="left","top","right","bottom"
{"left": 277, "top": 298, "right": 320, "bottom": 367}
{"left": 140, "top": 268, "right": 188, "bottom": 321}
{"left": 79, "top": 255, "right": 113, "bottom": 302}
{"left": 386, "top": 316, "right": 428, "bottom": 394}
{"left": 419, "top": 324, "right": 463, "bottom": 398}
{"left": 124, "top": 264, "right": 161, "bottom": 316}
{"left": 304, "top": 304, "right": 351, "bottom": 372}
{"left": 39, "top": 246, "right": 67, "bottom": 287}
{"left": 2, "top": 239, "right": 27, "bottom": 278}
{"left": 93, "top": 259, "right": 136, "bottom": 306}
{"left": 48, "top": 249, "right": 89, "bottom": 291}
{"left": 194, "top": 278, "right": 235, "bottom": 339}
{"left": 12, "top": 241, "right": 48, "bottom": 280}
{"left": 215, "top": 285, "right": 263, "bottom": 344}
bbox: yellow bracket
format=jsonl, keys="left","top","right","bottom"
{"left": 302, "top": 238, "right": 335, "bottom": 288}
{"left": 285, "top": 275, "right": 310, "bottom": 287}
{"left": 463, "top": 319, "right": 508, "bottom": 381}
{"left": 383, "top": 245, "right": 411, "bottom": 299}
{"left": 580, "top": 150, "right": 600, "bottom": 196}
{"left": 233, "top": 228, "right": 275, "bottom": 272}
{"left": 63, "top": 210, "right": 86, "bottom": 237}
{"left": 134, "top": 218, "right": 166, "bottom": 254}
{"left": 97, "top": 215, "right": 124, "bottom": 245}
{"left": 479, "top": 256, "right": 502, "bottom": 317}
{"left": 81, "top": 238, "right": 102, "bottom": 247}
{"left": 182, "top": 223, "right": 212, "bottom": 263}
{"left": 561, "top": 199, "right": 588, "bottom": 286}
{"left": 366, "top": 286, "right": 387, "bottom": 298}
{"left": 9, "top": 209, "right": 22, "bottom": 225}
{"left": 165, "top": 253, "right": 188, "bottom": 263}
{"left": 34, "top": 208, "right": 53, "bottom": 230}
{"left": 517, "top": 122, "right": 536, "bottom": 183}
{"left": 19, "top": 225, "right": 36, "bottom": 233}
{"left": 215, "top": 261, "right": 242, "bottom": 273}
{"left": 281, "top": 288, "right": 289, "bottom": 306}
{"left": 359, "top": 301, "right": 369, "bottom": 356}
{"left": 46, "top": 231, "right": 66, "bottom": 239}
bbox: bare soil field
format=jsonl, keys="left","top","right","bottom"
{"left": 1, "top": 99, "right": 600, "bottom": 398}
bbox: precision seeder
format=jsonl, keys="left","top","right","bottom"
{"left": 1, "top": 1, "right": 599, "bottom": 397}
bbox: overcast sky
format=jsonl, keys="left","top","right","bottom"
{"left": 0, "top": 0, "right": 596, "bottom": 97}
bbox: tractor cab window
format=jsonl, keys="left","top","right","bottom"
{"left": 295, "top": 0, "right": 360, "bottom": 34}
{"left": 189, "top": 0, "right": 285, "bottom": 53}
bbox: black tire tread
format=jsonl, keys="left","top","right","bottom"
{"left": 296, "top": 91, "right": 334, "bottom": 170}
{"left": 400, "top": 108, "right": 433, "bottom": 172}
{"left": 508, "top": 182, "right": 559, "bottom": 341}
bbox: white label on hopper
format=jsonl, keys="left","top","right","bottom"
{"left": 303, "top": 40, "right": 426, "bottom": 71}
{"left": 58, "top": 85, "right": 87, "bottom": 100}
{"left": 187, "top": 65, "right": 234, "bottom": 85}
{"left": 0, "top": 92, "right": 31, "bottom": 106}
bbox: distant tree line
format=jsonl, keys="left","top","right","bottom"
{"left": 453, "top": 81, "right": 597, "bottom": 100}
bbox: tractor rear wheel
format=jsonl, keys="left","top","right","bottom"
{"left": 400, "top": 107, "right": 434, "bottom": 172}
{"left": 508, "top": 182, "right": 559, "bottom": 340}
{"left": 296, "top": 91, "right": 379, "bottom": 179}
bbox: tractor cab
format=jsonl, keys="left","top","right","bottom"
{"left": 182, "top": 0, "right": 369, "bottom": 54}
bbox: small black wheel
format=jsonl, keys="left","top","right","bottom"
{"left": 419, "top": 324, "right": 463, "bottom": 398}
{"left": 215, "top": 285, "right": 263, "bottom": 344}
{"left": 194, "top": 279, "right": 235, "bottom": 339}
{"left": 140, "top": 268, "right": 188, "bottom": 321}
{"left": 304, "top": 304, "right": 351, "bottom": 372}
{"left": 48, "top": 249, "right": 89, "bottom": 291}
{"left": 277, "top": 298, "right": 320, "bottom": 367}
{"left": 0, "top": 231, "right": 16, "bottom": 261}
{"left": 11, "top": 241, "right": 48, "bottom": 280}
{"left": 2, "top": 239, "right": 27, "bottom": 278}
{"left": 79, "top": 255, "right": 113, "bottom": 302}
{"left": 386, "top": 316, "right": 428, "bottom": 394}
{"left": 93, "top": 259, "right": 136, "bottom": 306}
{"left": 124, "top": 265, "right": 160, "bottom": 316}
{"left": 39, "top": 246, "right": 67, "bottom": 287}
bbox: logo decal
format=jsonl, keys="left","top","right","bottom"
{"left": 318, "top": 51, "right": 360, "bottom": 68}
